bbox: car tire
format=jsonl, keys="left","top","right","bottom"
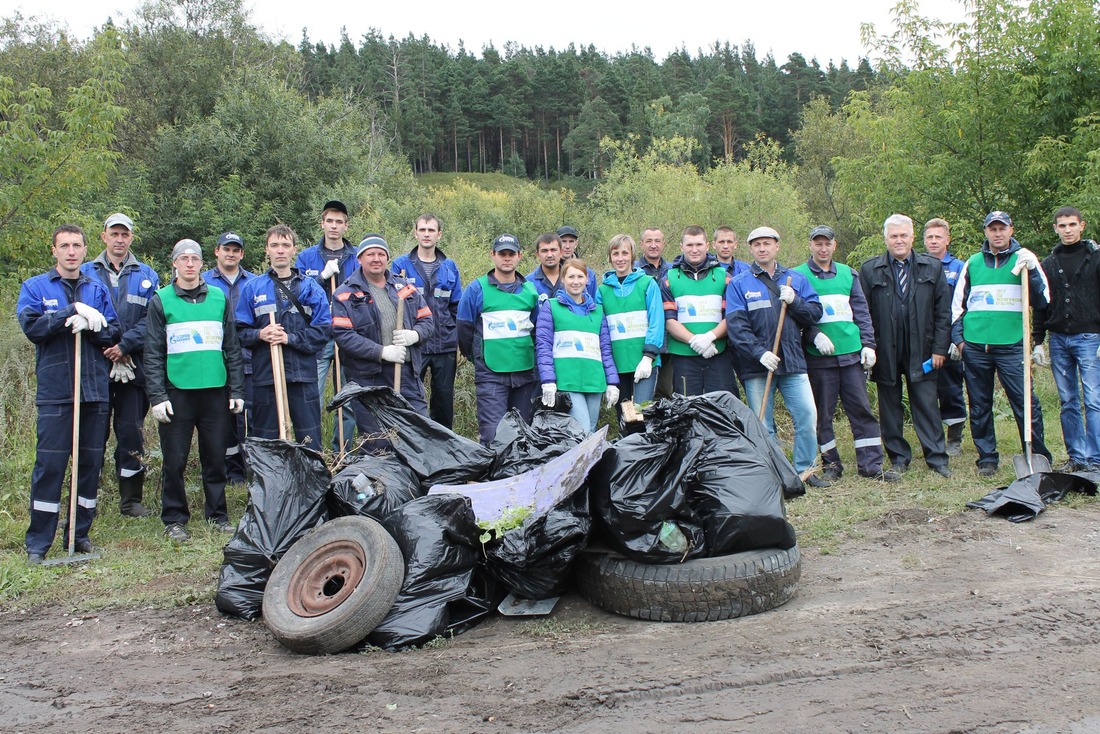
{"left": 576, "top": 545, "right": 801, "bottom": 622}
{"left": 263, "top": 516, "right": 404, "bottom": 654}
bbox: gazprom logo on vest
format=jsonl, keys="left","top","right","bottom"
{"left": 486, "top": 317, "right": 518, "bottom": 332}
{"left": 554, "top": 336, "right": 585, "bottom": 352}
{"left": 169, "top": 331, "right": 195, "bottom": 345}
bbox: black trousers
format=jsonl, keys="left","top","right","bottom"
{"left": 668, "top": 350, "right": 740, "bottom": 399}
{"left": 159, "top": 386, "right": 229, "bottom": 526}
{"left": 878, "top": 372, "right": 947, "bottom": 469}
{"left": 421, "top": 351, "right": 457, "bottom": 429}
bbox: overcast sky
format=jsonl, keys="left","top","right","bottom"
{"left": 4, "top": 0, "right": 970, "bottom": 65}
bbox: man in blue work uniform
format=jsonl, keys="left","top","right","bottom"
{"left": 82, "top": 212, "right": 159, "bottom": 517}
{"left": 923, "top": 218, "right": 968, "bottom": 457}
{"left": 458, "top": 234, "right": 540, "bottom": 445}
{"left": 795, "top": 226, "right": 898, "bottom": 483}
{"left": 296, "top": 200, "right": 357, "bottom": 451}
{"left": 332, "top": 235, "right": 435, "bottom": 447}
{"left": 236, "top": 225, "right": 330, "bottom": 446}
{"left": 145, "top": 239, "right": 245, "bottom": 543}
{"left": 726, "top": 226, "right": 823, "bottom": 485}
{"left": 713, "top": 226, "right": 750, "bottom": 278}
{"left": 659, "top": 225, "right": 739, "bottom": 398}
{"left": 19, "top": 224, "right": 121, "bottom": 562}
{"left": 391, "top": 214, "right": 463, "bottom": 428}
{"left": 203, "top": 232, "right": 256, "bottom": 481}
{"left": 528, "top": 232, "right": 597, "bottom": 301}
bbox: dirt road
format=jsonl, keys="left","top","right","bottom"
{"left": 3, "top": 503, "right": 1098, "bottom": 734}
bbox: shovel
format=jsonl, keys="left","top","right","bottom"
{"left": 43, "top": 332, "right": 101, "bottom": 566}
{"left": 758, "top": 275, "right": 793, "bottom": 422}
{"left": 1012, "top": 267, "right": 1052, "bottom": 478}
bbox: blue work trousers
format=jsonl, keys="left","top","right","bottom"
{"left": 252, "top": 380, "right": 322, "bottom": 448}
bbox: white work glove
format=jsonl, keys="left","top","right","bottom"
{"left": 74, "top": 302, "right": 108, "bottom": 332}
{"left": 542, "top": 382, "right": 557, "bottom": 407}
{"left": 949, "top": 343, "right": 963, "bottom": 362}
{"left": 813, "top": 333, "right": 835, "bottom": 355}
{"left": 700, "top": 343, "right": 719, "bottom": 359}
{"left": 66, "top": 313, "right": 91, "bottom": 333}
{"left": 380, "top": 345, "right": 407, "bottom": 364}
{"left": 759, "top": 351, "right": 781, "bottom": 372}
{"left": 1011, "top": 248, "right": 1039, "bottom": 276}
{"left": 687, "top": 331, "right": 716, "bottom": 355}
{"left": 229, "top": 399, "right": 244, "bottom": 414}
{"left": 392, "top": 329, "right": 420, "bottom": 347}
{"left": 860, "top": 347, "right": 877, "bottom": 370}
{"left": 633, "top": 355, "right": 653, "bottom": 383}
{"left": 605, "top": 385, "right": 620, "bottom": 408}
{"left": 1096, "top": 344, "right": 1100, "bottom": 360}
{"left": 779, "top": 285, "right": 796, "bottom": 304}
{"left": 320, "top": 259, "right": 341, "bottom": 280}
{"left": 151, "top": 401, "right": 174, "bottom": 424}
{"left": 110, "top": 361, "right": 136, "bottom": 383}
{"left": 1032, "top": 344, "right": 1050, "bottom": 368}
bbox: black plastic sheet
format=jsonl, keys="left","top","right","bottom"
{"left": 367, "top": 495, "right": 504, "bottom": 651}
{"left": 488, "top": 407, "right": 587, "bottom": 479}
{"left": 215, "top": 438, "right": 330, "bottom": 620}
{"left": 331, "top": 384, "right": 494, "bottom": 486}
{"left": 327, "top": 452, "right": 423, "bottom": 523}
{"left": 967, "top": 471, "right": 1098, "bottom": 522}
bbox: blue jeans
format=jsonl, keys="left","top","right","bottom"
{"left": 566, "top": 391, "right": 603, "bottom": 433}
{"left": 1049, "top": 332, "right": 1100, "bottom": 465}
{"left": 743, "top": 373, "right": 818, "bottom": 472}
{"left": 963, "top": 341, "right": 1051, "bottom": 467}
{"left": 317, "top": 338, "right": 357, "bottom": 452}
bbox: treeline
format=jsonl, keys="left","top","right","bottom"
{"left": 297, "top": 32, "right": 875, "bottom": 177}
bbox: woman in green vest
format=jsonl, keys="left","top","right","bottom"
{"left": 596, "top": 234, "right": 665, "bottom": 415}
{"left": 536, "top": 259, "right": 620, "bottom": 432}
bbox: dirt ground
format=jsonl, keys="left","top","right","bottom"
{"left": 3, "top": 502, "right": 1099, "bottom": 734}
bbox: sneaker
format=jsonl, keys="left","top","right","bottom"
{"left": 977, "top": 464, "right": 998, "bottom": 478}
{"left": 211, "top": 519, "right": 235, "bottom": 533}
{"left": 165, "top": 523, "right": 191, "bottom": 543}
{"left": 27, "top": 552, "right": 45, "bottom": 565}
{"left": 930, "top": 464, "right": 953, "bottom": 478}
{"left": 805, "top": 474, "right": 832, "bottom": 488}
{"left": 1057, "top": 459, "right": 1087, "bottom": 473}
{"left": 120, "top": 502, "right": 153, "bottom": 518}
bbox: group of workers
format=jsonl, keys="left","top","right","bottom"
{"left": 18, "top": 202, "right": 1098, "bottom": 563}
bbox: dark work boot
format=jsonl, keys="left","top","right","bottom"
{"left": 945, "top": 423, "right": 964, "bottom": 458}
{"left": 119, "top": 473, "right": 152, "bottom": 518}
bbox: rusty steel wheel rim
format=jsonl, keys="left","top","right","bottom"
{"left": 285, "top": 539, "right": 367, "bottom": 617}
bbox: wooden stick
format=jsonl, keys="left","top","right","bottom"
{"left": 759, "top": 275, "right": 794, "bottom": 422}
{"left": 330, "top": 274, "right": 345, "bottom": 459}
{"left": 1021, "top": 268, "right": 1034, "bottom": 473}
{"left": 67, "top": 332, "right": 82, "bottom": 556}
{"left": 394, "top": 271, "right": 407, "bottom": 393}
{"left": 269, "top": 312, "right": 289, "bottom": 440}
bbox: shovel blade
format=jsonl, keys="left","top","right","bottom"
{"left": 497, "top": 593, "right": 561, "bottom": 616}
{"left": 1012, "top": 452, "right": 1053, "bottom": 479}
{"left": 40, "top": 552, "right": 100, "bottom": 567}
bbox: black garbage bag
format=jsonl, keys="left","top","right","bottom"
{"left": 331, "top": 383, "right": 494, "bottom": 486}
{"left": 589, "top": 432, "right": 708, "bottom": 562}
{"left": 966, "top": 471, "right": 1097, "bottom": 522}
{"left": 489, "top": 407, "right": 587, "bottom": 479}
{"left": 484, "top": 490, "right": 591, "bottom": 599}
{"left": 215, "top": 438, "right": 330, "bottom": 620}
{"left": 657, "top": 392, "right": 798, "bottom": 554}
{"left": 327, "top": 452, "right": 423, "bottom": 523}
{"left": 367, "top": 495, "right": 505, "bottom": 651}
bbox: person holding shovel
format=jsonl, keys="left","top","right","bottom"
{"left": 18, "top": 224, "right": 121, "bottom": 563}
{"left": 145, "top": 239, "right": 245, "bottom": 543}
{"left": 950, "top": 211, "right": 1052, "bottom": 478}
{"left": 236, "top": 225, "right": 331, "bottom": 447}
{"left": 725, "top": 226, "right": 823, "bottom": 485}
{"left": 331, "top": 235, "right": 434, "bottom": 446}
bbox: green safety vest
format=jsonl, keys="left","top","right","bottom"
{"left": 550, "top": 299, "right": 607, "bottom": 392}
{"left": 479, "top": 276, "right": 537, "bottom": 372}
{"left": 598, "top": 275, "right": 653, "bottom": 372}
{"left": 159, "top": 285, "right": 227, "bottom": 389}
{"left": 794, "top": 262, "right": 862, "bottom": 356}
{"left": 666, "top": 267, "right": 727, "bottom": 357}
{"left": 962, "top": 252, "right": 1023, "bottom": 345}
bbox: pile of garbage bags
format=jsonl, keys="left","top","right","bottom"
{"left": 215, "top": 386, "right": 801, "bottom": 652}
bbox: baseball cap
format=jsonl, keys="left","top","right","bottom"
{"left": 747, "top": 226, "right": 781, "bottom": 243}
{"left": 104, "top": 213, "right": 134, "bottom": 231}
{"left": 984, "top": 211, "right": 1012, "bottom": 227}
{"left": 171, "top": 239, "right": 202, "bottom": 260}
{"left": 217, "top": 231, "right": 244, "bottom": 248}
{"left": 809, "top": 225, "right": 836, "bottom": 240}
{"left": 356, "top": 234, "right": 389, "bottom": 257}
{"left": 493, "top": 234, "right": 521, "bottom": 253}
{"left": 322, "top": 200, "right": 349, "bottom": 217}
{"left": 556, "top": 226, "right": 579, "bottom": 238}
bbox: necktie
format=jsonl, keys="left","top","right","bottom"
{"left": 896, "top": 260, "right": 908, "bottom": 297}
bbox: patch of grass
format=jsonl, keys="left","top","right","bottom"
{"left": 517, "top": 617, "right": 601, "bottom": 638}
